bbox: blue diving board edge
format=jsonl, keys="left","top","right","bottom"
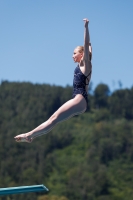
{"left": 0, "top": 184, "right": 49, "bottom": 195}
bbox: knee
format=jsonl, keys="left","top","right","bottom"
{"left": 48, "top": 113, "right": 58, "bottom": 126}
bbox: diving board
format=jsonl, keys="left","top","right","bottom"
{"left": 0, "top": 184, "right": 49, "bottom": 195}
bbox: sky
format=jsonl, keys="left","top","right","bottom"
{"left": 0, "top": 0, "right": 133, "bottom": 92}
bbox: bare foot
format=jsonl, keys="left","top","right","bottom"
{"left": 14, "top": 133, "right": 33, "bottom": 143}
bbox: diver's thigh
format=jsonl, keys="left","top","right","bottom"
{"left": 54, "top": 95, "right": 86, "bottom": 123}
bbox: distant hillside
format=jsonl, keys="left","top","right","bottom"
{"left": 0, "top": 81, "right": 133, "bottom": 200}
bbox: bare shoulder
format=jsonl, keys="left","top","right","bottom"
{"left": 79, "top": 59, "right": 92, "bottom": 76}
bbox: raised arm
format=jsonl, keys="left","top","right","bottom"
{"left": 83, "top": 19, "right": 92, "bottom": 73}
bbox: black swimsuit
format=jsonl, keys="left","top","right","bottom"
{"left": 72, "top": 65, "right": 91, "bottom": 106}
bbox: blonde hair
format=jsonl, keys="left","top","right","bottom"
{"left": 76, "top": 45, "right": 92, "bottom": 61}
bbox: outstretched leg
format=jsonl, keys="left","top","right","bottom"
{"left": 14, "top": 94, "right": 87, "bottom": 143}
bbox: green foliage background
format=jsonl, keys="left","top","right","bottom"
{"left": 0, "top": 81, "right": 133, "bottom": 200}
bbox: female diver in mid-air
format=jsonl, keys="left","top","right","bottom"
{"left": 14, "top": 18, "right": 92, "bottom": 143}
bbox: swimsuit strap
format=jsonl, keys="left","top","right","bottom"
{"left": 77, "top": 64, "right": 92, "bottom": 85}
{"left": 85, "top": 70, "right": 92, "bottom": 85}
